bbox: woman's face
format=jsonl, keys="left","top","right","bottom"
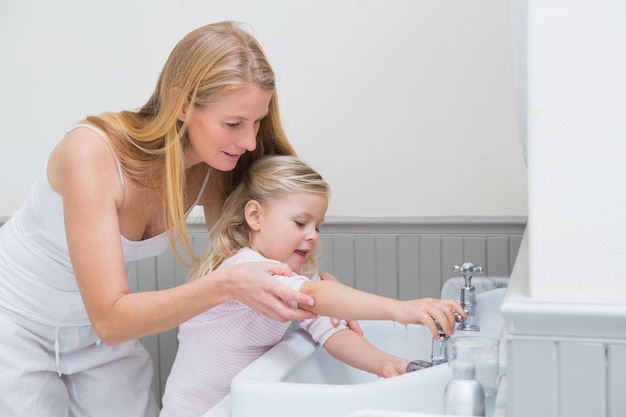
{"left": 181, "top": 84, "right": 273, "bottom": 171}
{"left": 248, "top": 192, "right": 328, "bottom": 274}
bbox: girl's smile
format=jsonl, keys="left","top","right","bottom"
{"left": 247, "top": 192, "right": 328, "bottom": 273}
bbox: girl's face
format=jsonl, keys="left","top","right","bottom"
{"left": 180, "top": 84, "right": 273, "bottom": 171}
{"left": 247, "top": 192, "right": 328, "bottom": 274}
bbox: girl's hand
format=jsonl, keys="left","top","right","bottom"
{"left": 219, "top": 261, "right": 318, "bottom": 322}
{"left": 396, "top": 298, "right": 466, "bottom": 339}
{"left": 319, "top": 272, "right": 363, "bottom": 336}
{"left": 381, "top": 356, "right": 410, "bottom": 378}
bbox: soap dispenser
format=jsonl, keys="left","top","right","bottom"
{"left": 444, "top": 355, "right": 485, "bottom": 416}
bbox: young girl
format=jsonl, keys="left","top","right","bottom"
{"left": 160, "top": 155, "right": 464, "bottom": 416}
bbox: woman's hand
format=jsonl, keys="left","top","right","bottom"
{"left": 395, "top": 298, "right": 466, "bottom": 339}
{"left": 318, "top": 272, "right": 363, "bottom": 336}
{"left": 219, "top": 261, "right": 318, "bottom": 322}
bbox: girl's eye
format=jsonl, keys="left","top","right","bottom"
{"left": 225, "top": 122, "right": 241, "bottom": 128}
{"left": 294, "top": 221, "right": 305, "bottom": 227}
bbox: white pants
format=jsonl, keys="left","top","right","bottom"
{"left": 0, "top": 306, "right": 159, "bottom": 417}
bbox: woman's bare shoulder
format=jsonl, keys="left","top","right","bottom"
{"left": 47, "top": 124, "right": 124, "bottom": 200}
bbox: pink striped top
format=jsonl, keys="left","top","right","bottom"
{"left": 160, "top": 247, "right": 347, "bottom": 417}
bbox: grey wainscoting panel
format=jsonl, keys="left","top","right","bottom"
{"left": 129, "top": 228, "right": 211, "bottom": 402}
{"left": 608, "top": 343, "right": 626, "bottom": 417}
{"left": 316, "top": 217, "right": 525, "bottom": 301}
{"left": 142, "top": 217, "right": 524, "bottom": 403}
{"left": 507, "top": 338, "right": 560, "bottom": 417}
{"left": 559, "top": 341, "right": 606, "bottom": 417}
{"left": 0, "top": 216, "right": 525, "bottom": 405}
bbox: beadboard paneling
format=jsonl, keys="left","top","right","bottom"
{"left": 0, "top": 216, "right": 526, "bottom": 404}
{"left": 137, "top": 217, "right": 524, "bottom": 401}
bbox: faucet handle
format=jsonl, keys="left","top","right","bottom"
{"left": 453, "top": 262, "right": 484, "bottom": 285}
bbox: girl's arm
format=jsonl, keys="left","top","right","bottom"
{"left": 322, "top": 328, "right": 409, "bottom": 378}
{"left": 318, "top": 272, "right": 363, "bottom": 336}
{"left": 298, "top": 280, "right": 464, "bottom": 338}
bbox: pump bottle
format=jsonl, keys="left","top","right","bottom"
{"left": 443, "top": 358, "right": 485, "bottom": 416}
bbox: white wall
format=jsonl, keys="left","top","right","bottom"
{"left": 0, "top": 0, "right": 527, "bottom": 218}
{"left": 502, "top": 6, "right": 626, "bottom": 414}
{"left": 524, "top": 0, "right": 626, "bottom": 302}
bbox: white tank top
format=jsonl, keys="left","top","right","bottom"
{"left": 0, "top": 124, "right": 210, "bottom": 326}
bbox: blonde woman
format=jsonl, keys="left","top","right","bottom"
{"left": 161, "top": 155, "right": 464, "bottom": 416}
{"left": 0, "top": 22, "right": 330, "bottom": 416}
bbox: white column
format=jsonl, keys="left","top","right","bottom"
{"left": 526, "top": 0, "right": 626, "bottom": 301}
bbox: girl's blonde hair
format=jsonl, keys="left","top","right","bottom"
{"left": 85, "top": 21, "right": 295, "bottom": 265}
{"left": 189, "top": 155, "right": 329, "bottom": 280}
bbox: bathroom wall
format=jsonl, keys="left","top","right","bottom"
{"left": 0, "top": 0, "right": 532, "bottom": 410}
{"left": 503, "top": 1, "right": 626, "bottom": 416}
{"left": 129, "top": 217, "right": 524, "bottom": 403}
{"left": 503, "top": 234, "right": 626, "bottom": 417}
{"left": 0, "top": 0, "right": 527, "bottom": 219}
{"left": 522, "top": 0, "right": 626, "bottom": 302}
{"left": 0, "top": 214, "right": 525, "bottom": 404}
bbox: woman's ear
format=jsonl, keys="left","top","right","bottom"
{"left": 173, "top": 88, "right": 189, "bottom": 122}
{"left": 244, "top": 200, "right": 262, "bottom": 231}
{"left": 177, "top": 99, "right": 190, "bottom": 122}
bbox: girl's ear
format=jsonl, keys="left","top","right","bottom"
{"left": 244, "top": 200, "right": 262, "bottom": 231}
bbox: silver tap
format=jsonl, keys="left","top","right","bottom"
{"left": 431, "top": 319, "right": 449, "bottom": 365}
{"left": 406, "top": 319, "right": 449, "bottom": 372}
{"left": 453, "top": 262, "right": 483, "bottom": 331}
{"left": 407, "top": 263, "right": 484, "bottom": 374}
{"left": 405, "top": 359, "right": 432, "bottom": 372}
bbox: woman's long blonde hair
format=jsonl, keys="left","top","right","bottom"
{"left": 189, "top": 155, "right": 329, "bottom": 281}
{"left": 85, "top": 21, "right": 295, "bottom": 265}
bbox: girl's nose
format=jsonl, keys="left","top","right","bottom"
{"left": 305, "top": 228, "right": 318, "bottom": 242}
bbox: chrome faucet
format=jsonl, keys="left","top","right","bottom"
{"left": 454, "top": 262, "right": 483, "bottom": 331}
{"left": 405, "top": 319, "right": 449, "bottom": 372}
{"left": 406, "top": 264, "right": 484, "bottom": 373}
{"left": 430, "top": 320, "right": 449, "bottom": 365}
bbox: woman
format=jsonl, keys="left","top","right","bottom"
{"left": 0, "top": 21, "right": 322, "bottom": 416}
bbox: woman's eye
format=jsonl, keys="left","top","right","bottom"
{"left": 225, "top": 122, "right": 241, "bottom": 128}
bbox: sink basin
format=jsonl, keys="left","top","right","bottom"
{"left": 207, "top": 288, "right": 507, "bottom": 417}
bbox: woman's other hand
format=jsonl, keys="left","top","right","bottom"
{"left": 218, "top": 261, "right": 317, "bottom": 322}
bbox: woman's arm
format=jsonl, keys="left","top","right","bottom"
{"left": 49, "top": 129, "right": 315, "bottom": 346}
{"left": 298, "top": 280, "right": 464, "bottom": 338}
{"left": 323, "top": 328, "right": 409, "bottom": 378}
{"left": 85, "top": 261, "right": 316, "bottom": 345}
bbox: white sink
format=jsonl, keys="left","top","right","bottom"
{"left": 211, "top": 288, "right": 507, "bottom": 417}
